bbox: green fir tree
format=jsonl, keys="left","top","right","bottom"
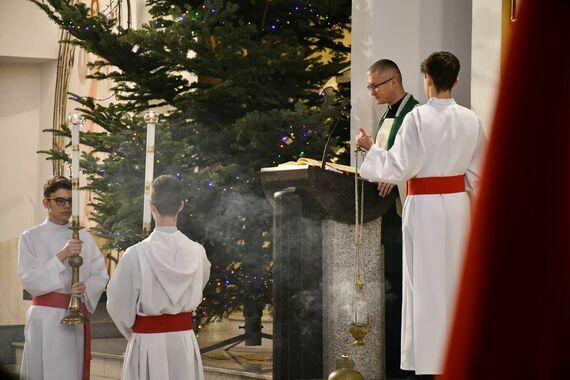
{"left": 32, "top": 0, "right": 351, "bottom": 325}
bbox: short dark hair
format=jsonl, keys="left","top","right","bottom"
{"left": 368, "top": 59, "right": 402, "bottom": 83}
{"left": 151, "top": 175, "right": 185, "bottom": 216}
{"left": 420, "top": 51, "right": 460, "bottom": 92}
{"left": 43, "top": 176, "right": 71, "bottom": 198}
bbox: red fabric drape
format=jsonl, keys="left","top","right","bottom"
{"left": 441, "top": 2, "right": 570, "bottom": 378}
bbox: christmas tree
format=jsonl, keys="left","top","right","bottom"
{"left": 32, "top": 0, "right": 351, "bottom": 326}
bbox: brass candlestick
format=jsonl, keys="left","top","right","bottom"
{"left": 60, "top": 222, "right": 88, "bottom": 325}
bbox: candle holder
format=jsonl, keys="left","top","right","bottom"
{"left": 61, "top": 113, "right": 88, "bottom": 325}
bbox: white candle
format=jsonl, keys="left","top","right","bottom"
{"left": 142, "top": 111, "right": 159, "bottom": 235}
{"left": 69, "top": 114, "right": 83, "bottom": 222}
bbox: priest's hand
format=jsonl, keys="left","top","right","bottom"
{"left": 57, "top": 239, "right": 83, "bottom": 263}
{"left": 356, "top": 128, "right": 374, "bottom": 151}
{"left": 378, "top": 182, "right": 395, "bottom": 198}
{"left": 70, "top": 281, "right": 86, "bottom": 297}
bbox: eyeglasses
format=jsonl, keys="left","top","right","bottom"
{"left": 367, "top": 77, "right": 394, "bottom": 92}
{"left": 46, "top": 197, "right": 73, "bottom": 206}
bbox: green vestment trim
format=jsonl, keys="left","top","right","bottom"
{"left": 376, "top": 94, "right": 419, "bottom": 149}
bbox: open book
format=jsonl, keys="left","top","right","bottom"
{"left": 278, "top": 157, "right": 357, "bottom": 175}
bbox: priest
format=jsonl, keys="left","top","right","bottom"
{"left": 106, "top": 174, "right": 211, "bottom": 380}
{"left": 367, "top": 58, "right": 418, "bottom": 378}
{"left": 357, "top": 52, "right": 486, "bottom": 377}
{"left": 18, "top": 176, "right": 109, "bottom": 380}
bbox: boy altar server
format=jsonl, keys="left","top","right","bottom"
{"left": 357, "top": 51, "right": 487, "bottom": 376}
{"left": 18, "top": 176, "right": 109, "bottom": 380}
{"left": 107, "top": 175, "right": 211, "bottom": 380}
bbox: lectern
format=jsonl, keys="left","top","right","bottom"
{"left": 261, "top": 165, "right": 396, "bottom": 379}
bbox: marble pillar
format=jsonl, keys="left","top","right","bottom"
{"left": 323, "top": 218, "right": 384, "bottom": 379}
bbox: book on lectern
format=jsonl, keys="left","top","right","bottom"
{"left": 278, "top": 157, "right": 357, "bottom": 175}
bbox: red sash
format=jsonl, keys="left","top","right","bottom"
{"left": 407, "top": 175, "right": 465, "bottom": 195}
{"left": 32, "top": 292, "right": 91, "bottom": 380}
{"left": 132, "top": 312, "right": 193, "bottom": 334}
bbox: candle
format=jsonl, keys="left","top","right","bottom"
{"left": 68, "top": 114, "right": 83, "bottom": 224}
{"left": 142, "top": 111, "right": 159, "bottom": 235}
{"left": 61, "top": 114, "right": 87, "bottom": 325}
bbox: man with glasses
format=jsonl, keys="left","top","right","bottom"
{"left": 18, "top": 176, "right": 108, "bottom": 380}
{"left": 367, "top": 59, "right": 418, "bottom": 379}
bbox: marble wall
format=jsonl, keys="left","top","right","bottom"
{"left": 322, "top": 218, "right": 384, "bottom": 379}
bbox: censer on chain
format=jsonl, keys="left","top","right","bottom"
{"left": 329, "top": 147, "right": 368, "bottom": 379}
{"left": 349, "top": 147, "right": 370, "bottom": 345}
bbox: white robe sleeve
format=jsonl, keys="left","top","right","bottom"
{"left": 464, "top": 120, "right": 487, "bottom": 192}
{"left": 106, "top": 247, "right": 141, "bottom": 339}
{"left": 18, "top": 232, "right": 67, "bottom": 296}
{"left": 81, "top": 233, "right": 109, "bottom": 313}
{"left": 201, "top": 247, "right": 211, "bottom": 290}
{"left": 360, "top": 113, "right": 425, "bottom": 183}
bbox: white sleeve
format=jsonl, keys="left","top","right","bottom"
{"left": 106, "top": 248, "right": 140, "bottom": 339}
{"left": 360, "top": 113, "right": 425, "bottom": 183}
{"left": 201, "top": 247, "right": 211, "bottom": 290}
{"left": 18, "top": 232, "right": 67, "bottom": 296}
{"left": 465, "top": 120, "right": 487, "bottom": 192}
{"left": 82, "top": 232, "right": 110, "bottom": 313}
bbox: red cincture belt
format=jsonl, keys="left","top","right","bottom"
{"left": 407, "top": 175, "right": 465, "bottom": 195}
{"left": 132, "top": 312, "right": 193, "bottom": 334}
{"left": 32, "top": 292, "right": 91, "bottom": 380}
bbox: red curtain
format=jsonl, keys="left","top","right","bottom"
{"left": 442, "top": 1, "right": 570, "bottom": 378}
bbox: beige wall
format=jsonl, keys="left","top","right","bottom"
{"left": 0, "top": 0, "right": 59, "bottom": 60}
{"left": 471, "top": 0, "right": 502, "bottom": 133}
{"left": 0, "top": 239, "right": 30, "bottom": 325}
{"left": 0, "top": 63, "right": 55, "bottom": 243}
{"left": 0, "top": 62, "right": 54, "bottom": 325}
{"left": 0, "top": 0, "right": 60, "bottom": 326}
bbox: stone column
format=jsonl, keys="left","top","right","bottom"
{"left": 323, "top": 218, "right": 384, "bottom": 379}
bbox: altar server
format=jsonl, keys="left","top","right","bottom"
{"left": 356, "top": 51, "right": 487, "bottom": 376}
{"left": 18, "top": 176, "right": 109, "bottom": 380}
{"left": 107, "top": 175, "right": 211, "bottom": 380}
